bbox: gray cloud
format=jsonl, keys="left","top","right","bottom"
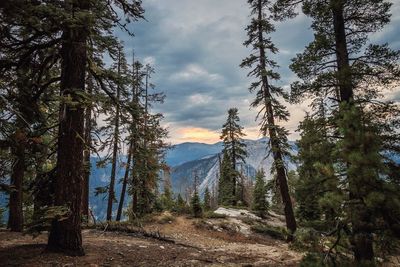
{"left": 115, "top": 0, "right": 399, "bottom": 143}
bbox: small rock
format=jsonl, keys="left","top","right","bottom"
{"left": 160, "top": 245, "right": 165, "bottom": 249}
{"left": 139, "top": 245, "right": 147, "bottom": 248}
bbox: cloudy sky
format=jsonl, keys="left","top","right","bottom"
{"left": 116, "top": 0, "right": 400, "bottom": 144}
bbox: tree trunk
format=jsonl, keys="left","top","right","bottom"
{"left": 116, "top": 141, "right": 133, "bottom": 221}
{"left": 7, "top": 128, "right": 25, "bottom": 232}
{"left": 230, "top": 136, "right": 237, "bottom": 205}
{"left": 106, "top": 49, "right": 121, "bottom": 221}
{"left": 331, "top": 0, "right": 374, "bottom": 262}
{"left": 81, "top": 76, "right": 93, "bottom": 221}
{"left": 256, "top": 0, "right": 297, "bottom": 239}
{"left": 47, "top": 1, "right": 89, "bottom": 255}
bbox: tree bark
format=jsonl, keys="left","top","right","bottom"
{"left": 331, "top": 0, "right": 374, "bottom": 262}
{"left": 7, "top": 128, "right": 25, "bottom": 232}
{"left": 47, "top": 0, "right": 89, "bottom": 255}
{"left": 230, "top": 127, "right": 237, "bottom": 205}
{"left": 256, "top": 0, "right": 297, "bottom": 239}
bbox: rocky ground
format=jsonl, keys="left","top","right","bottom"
{"left": 0, "top": 209, "right": 303, "bottom": 266}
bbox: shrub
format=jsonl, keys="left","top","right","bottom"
{"left": 241, "top": 217, "right": 258, "bottom": 225}
{"left": 204, "top": 211, "right": 227, "bottom": 219}
{"left": 191, "top": 191, "right": 203, "bottom": 218}
{"left": 173, "top": 194, "right": 190, "bottom": 214}
{"left": 251, "top": 224, "right": 286, "bottom": 240}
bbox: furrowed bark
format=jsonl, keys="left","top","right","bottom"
{"left": 47, "top": 0, "right": 89, "bottom": 255}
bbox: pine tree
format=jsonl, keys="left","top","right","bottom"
{"left": 241, "top": 0, "right": 297, "bottom": 239}
{"left": 218, "top": 150, "right": 236, "bottom": 206}
{"left": 191, "top": 173, "right": 203, "bottom": 218}
{"left": 220, "top": 108, "right": 247, "bottom": 205}
{"left": 274, "top": 0, "right": 400, "bottom": 262}
{"left": 252, "top": 169, "right": 268, "bottom": 218}
{"left": 0, "top": 0, "right": 144, "bottom": 255}
{"left": 295, "top": 114, "right": 341, "bottom": 226}
{"left": 130, "top": 63, "right": 168, "bottom": 216}
{"left": 174, "top": 194, "right": 188, "bottom": 214}
{"left": 0, "top": 9, "right": 56, "bottom": 231}
{"left": 161, "top": 169, "right": 174, "bottom": 211}
{"left": 203, "top": 187, "right": 212, "bottom": 211}
{"left": 116, "top": 51, "right": 140, "bottom": 222}
{"left": 105, "top": 46, "right": 127, "bottom": 221}
{"left": 116, "top": 141, "right": 133, "bottom": 222}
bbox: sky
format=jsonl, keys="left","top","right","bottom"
{"left": 116, "top": 0, "right": 400, "bottom": 145}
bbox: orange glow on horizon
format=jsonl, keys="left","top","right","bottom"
{"left": 169, "top": 126, "right": 261, "bottom": 144}
{"left": 175, "top": 127, "right": 220, "bottom": 144}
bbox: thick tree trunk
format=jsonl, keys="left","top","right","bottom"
{"left": 81, "top": 76, "right": 93, "bottom": 221}
{"left": 256, "top": 0, "right": 297, "bottom": 239}
{"left": 47, "top": 1, "right": 89, "bottom": 255}
{"left": 106, "top": 50, "right": 121, "bottom": 221}
{"left": 116, "top": 142, "right": 133, "bottom": 221}
{"left": 7, "top": 128, "right": 25, "bottom": 232}
{"left": 331, "top": 1, "right": 374, "bottom": 262}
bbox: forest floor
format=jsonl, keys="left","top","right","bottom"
{"left": 0, "top": 212, "right": 302, "bottom": 266}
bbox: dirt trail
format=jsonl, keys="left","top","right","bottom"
{"left": 0, "top": 216, "right": 302, "bottom": 266}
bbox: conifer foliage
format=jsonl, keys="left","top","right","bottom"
{"left": 275, "top": 0, "right": 400, "bottom": 263}
{"left": 0, "top": 0, "right": 144, "bottom": 255}
{"left": 219, "top": 108, "right": 247, "bottom": 206}
{"left": 252, "top": 169, "right": 268, "bottom": 218}
{"left": 191, "top": 172, "right": 203, "bottom": 218}
{"left": 295, "top": 114, "right": 340, "bottom": 225}
{"left": 203, "top": 187, "right": 212, "bottom": 211}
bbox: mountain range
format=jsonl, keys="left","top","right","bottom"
{"left": 0, "top": 138, "right": 295, "bottom": 222}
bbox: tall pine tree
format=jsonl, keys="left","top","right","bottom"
{"left": 241, "top": 0, "right": 297, "bottom": 239}
{"left": 220, "top": 108, "right": 247, "bottom": 205}
{"left": 274, "top": 0, "right": 400, "bottom": 262}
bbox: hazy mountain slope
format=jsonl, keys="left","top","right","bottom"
{"left": 165, "top": 142, "right": 223, "bottom": 166}
{"left": 170, "top": 138, "right": 297, "bottom": 196}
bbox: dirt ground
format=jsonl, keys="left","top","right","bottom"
{"left": 0, "top": 216, "right": 302, "bottom": 267}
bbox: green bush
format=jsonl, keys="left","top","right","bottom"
{"left": 251, "top": 224, "right": 287, "bottom": 240}
{"left": 300, "top": 253, "right": 327, "bottom": 267}
{"left": 290, "top": 227, "right": 321, "bottom": 251}
{"left": 204, "top": 211, "right": 227, "bottom": 219}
